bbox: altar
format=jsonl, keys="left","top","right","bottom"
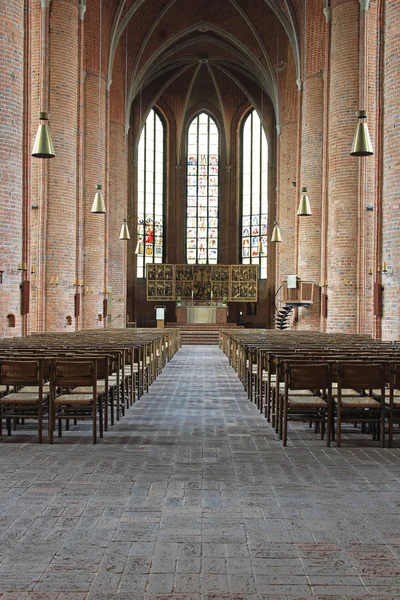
{"left": 176, "top": 305, "right": 228, "bottom": 325}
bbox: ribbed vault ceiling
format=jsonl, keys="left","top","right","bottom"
{"left": 106, "top": 0, "right": 301, "bottom": 132}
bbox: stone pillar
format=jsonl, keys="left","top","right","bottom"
{"left": 326, "top": 0, "right": 359, "bottom": 332}
{"left": 0, "top": 0, "right": 24, "bottom": 337}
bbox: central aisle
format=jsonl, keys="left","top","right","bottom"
{"left": 1, "top": 346, "right": 400, "bottom": 598}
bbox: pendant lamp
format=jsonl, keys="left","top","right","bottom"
{"left": 92, "top": 0, "right": 106, "bottom": 213}
{"left": 32, "top": 1, "right": 54, "bottom": 159}
{"left": 135, "top": 239, "right": 144, "bottom": 255}
{"left": 32, "top": 112, "right": 55, "bottom": 158}
{"left": 258, "top": 240, "right": 265, "bottom": 255}
{"left": 297, "top": 187, "right": 312, "bottom": 216}
{"left": 91, "top": 184, "right": 106, "bottom": 213}
{"left": 119, "top": 219, "right": 131, "bottom": 240}
{"left": 350, "top": 110, "right": 374, "bottom": 156}
{"left": 271, "top": 221, "right": 282, "bottom": 243}
{"left": 297, "top": 0, "right": 312, "bottom": 215}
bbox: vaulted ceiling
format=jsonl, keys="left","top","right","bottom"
{"left": 105, "top": 0, "right": 303, "bottom": 131}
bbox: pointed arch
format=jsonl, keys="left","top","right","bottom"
{"left": 186, "top": 111, "right": 219, "bottom": 265}
{"left": 136, "top": 107, "right": 166, "bottom": 278}
{"left": 240, "top": 108, "right": 268, "bottom": 278}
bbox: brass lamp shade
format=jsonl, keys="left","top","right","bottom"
{"left": 271, "top": 222, "right": 282, "bottom": 243}
{"left": 350, "top": 110, "right": 374, "bottom": 156}
{"left": 297, "top": 187, "right": 312, "bottom": 216}
{"left": 257, "top": 240, "right": 265, "bottom": 255}
{"left": 32, "top": 112, "right": 55, "bottom": 158}
{"left": 135, "top": 239, "right": 144, "bottom": 254}
{"left": 119, "top": 219, "right": 131, "bottom": 240}
{"left": 91, "top": 184, "right": 106, "bottom": 213}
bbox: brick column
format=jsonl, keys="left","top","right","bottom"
{"left": 326, "top": 0, "right": 359, "bottom": 333}
{"left": 276, "top": 51, "right": 299, "bottom": 292}
{"left": 297, "top": 75, "right": 324, "bottom": 330}
{"left": 297, "top": 1, "right": 325, "bottom": 330}
{"left": 0, "top": 0, "right": 24, "bottom": 337}
{"left": 108, "top": 41, "right": 128, "bottom": 329}
{"left": 44, "top": 0, "right": 79, "bottom": 331}
{"left": 82, "top": 0, "right": 107, "bottom": 329}
{"left": 381, "top": 0, "right": 400, "bottom": 340}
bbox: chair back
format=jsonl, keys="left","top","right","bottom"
{"left": 338, "top": 363, "right": 382, "bottom": 390}
{"left": 286, "top": 363, "right": 331, "bottom": 391}
{"left": 0, "top": 360, "right": 42, "bottom": 386}
{"left": 53, "top": 360, "right": 97, "bottom": 388}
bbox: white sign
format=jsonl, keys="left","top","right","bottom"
{"left": 156, "top": 308, "right": 165, "bottom": 321}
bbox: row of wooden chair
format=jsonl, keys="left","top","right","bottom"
{"left": 0, "top": 328, "right": 181, "bottom": 443}
{"left": 220, "top": 329, "right": 400, "bottom": 447}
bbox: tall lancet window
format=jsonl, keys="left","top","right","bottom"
{"left": 186, "top": 112, "right": 219, "bottom": 264}
{"left": 241, "top": 109, "right": 268, "bottom": 278}
{"left": 137, "top": 108, "right": 165, "bottom": 278}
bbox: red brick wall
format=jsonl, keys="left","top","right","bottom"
{"left": 297, "top": 0, "right": 325, "bottom": 330}
{"left": 382, "top": 0, "right": 400, "bottom": 340}
{"left": 29, "top": 0, "right": 42, "bottom": 333}
{"left": 2, "top": 1, "right": 400, "bottom": 340}
{"left": 297, "top": 75, "right": 324, "bottom": 330}
{"left": 276, "top": 46, "right": 299, "bottom": 296}
{"left": 0, "top": 0, "right": 24, "bottom": 338}
{"left": 326, "top": 0, "right": 359, "bottom": 333}
{"left": 44, "top": 0, "right": 79, "bottom": 331}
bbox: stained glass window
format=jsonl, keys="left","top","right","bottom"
{"left": 137, "top": 108, "right": 164, "bottom": 278}
{"left": 241, "top": 109, "right": 268, "bottom": 278}
{"left": 186, "top": 112, "right": 219, "bottom": 264}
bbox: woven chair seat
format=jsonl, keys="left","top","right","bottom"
{"left": 19, "top": 384, "right": 51, "bottom": 393}
{"left": 55, "top": 394, "right": 93, "bottom": 405}
{"left": 335, "top": 396, "right": 380, "bottom": 409}
{"left": 72, "top": 385, "right": 106, "bottom": 393}
{"left": 372, "top": 388, "right": 400, "bottom": 397}
{"left": 332, "top": 388, "right": 360, "bottom": 396}
{"left": 0, "top": 392, "right": 49, "bottom": 404}
{"left": 385, "top": 398, "right": 400, "bottom": 407}
{"left": 288, "top": 395, "right": 326, "bottom": 408}
{"left": 332, "top": 383, "right": 359, "bottom": 396}
{"left": 276, "top": 383, "right": 314, "bottom": 394}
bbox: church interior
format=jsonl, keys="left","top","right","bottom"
{"left": 1, "top": 0, "right": 400, "bottom": 598}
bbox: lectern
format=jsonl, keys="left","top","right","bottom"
{"left": 155, "top": 306, "right": 166, "bottom": 328}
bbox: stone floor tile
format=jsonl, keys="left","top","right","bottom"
{"left": 201, "top": 574, "right": 230, "bottom": 593}
{"left": 174, "top": 573, "right": 202, "bottom": 592}
{"left": 146, "top": 573, "right": 175, "bottom": 593}
{"left": 1, "top": 346, "right": 400, "bottom": 598}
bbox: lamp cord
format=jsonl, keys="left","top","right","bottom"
{"left": 98, "top": 0, "right": 102, "bottom": 185}
{"left": 303, "top": 0, "right": 307, "bottom": 142}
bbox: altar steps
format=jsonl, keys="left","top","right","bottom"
{"left": 166, "top": 323, "right": 244, "bottom": 345}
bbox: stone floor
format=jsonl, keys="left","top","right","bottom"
{"left": 1, "top": 346, "right": 400, "bottom": 600}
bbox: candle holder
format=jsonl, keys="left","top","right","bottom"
{"left": 17, "top": 263, "right": 28, "bottom": 273}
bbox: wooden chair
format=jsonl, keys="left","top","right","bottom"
{"left": 50, "top": 359, "right": 104, "bottom": 444}
{"left": 335, "top": 362, "right": 385, "bottom": 447}
{"left": 386, "top": 363, "right": 400, "bottom": 447}
{"left": 0, "top": 359, "right": 48, "bottom": 442}
{"left": 280, "top": 362, "right": 332, "bottom": 447}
